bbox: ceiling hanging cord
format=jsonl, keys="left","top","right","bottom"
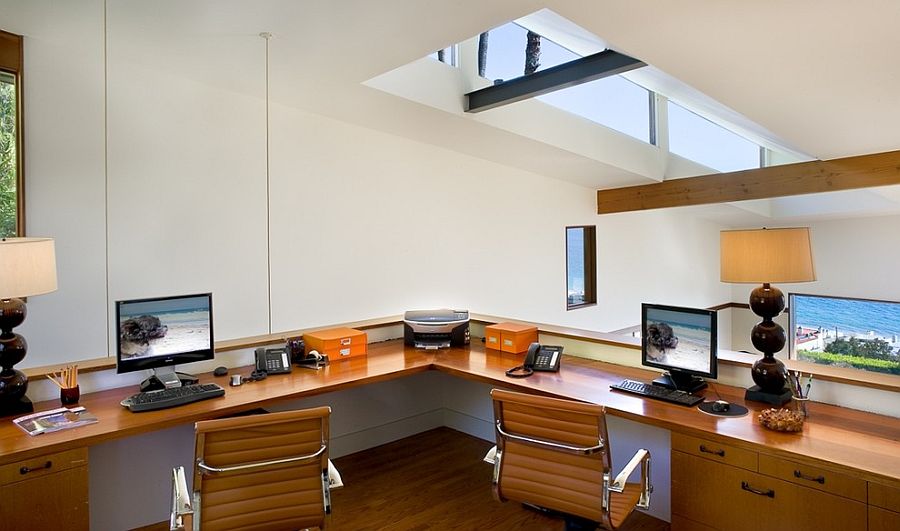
{"left": 260, "top": 31, "right": 273, "bottom": 334}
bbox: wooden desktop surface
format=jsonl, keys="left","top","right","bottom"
{"left": 2, "top": 340, "right": 899, "bottom": 488}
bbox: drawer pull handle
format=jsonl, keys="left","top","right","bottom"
{"left": 741, "top": 481, "right": 775, "bottom": 498}
{"left": 20, "top": 461, "right": 52, "bottom": 475}
{"left": 699, "top": 445, "right": 725, "bottom": 457}
{"left": 793, "top": 470, "right": 825, "bottom": 484}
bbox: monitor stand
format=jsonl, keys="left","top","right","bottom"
{"left": 652, "top": 370, "right": 707, "bottom": 394}
{"left": 140, "top": 367, "right": 199, "bottom": 392}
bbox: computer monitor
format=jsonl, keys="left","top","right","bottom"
{"left": 641, "top": 303, "right": 717, "bottom": 393}
{"left": 116, "top": 293, "right": 214, "bottom": 391}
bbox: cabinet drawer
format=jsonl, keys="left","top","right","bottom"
{"left": 758, "top": 454, "right": 866, "bottom": 502}
{"left": 673, "top": 451, "right": 866, "bottom": 531}
{"left": 868, "top": 506, "right": 900, "bottom": 531}
{"left": 869, "top": 481, "right": 900, "bottom": 512}
{"left": 672, "top": 432, "right": 757, "bottom": 471}
{"left": 0, "top": 447, "right": 88, "bottom": 486}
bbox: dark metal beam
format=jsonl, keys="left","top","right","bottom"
{"left": 464, "top": 50, "right": 645, "bottom": 113}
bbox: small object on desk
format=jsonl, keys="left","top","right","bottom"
{"left": 120, "top": 383, "right": 225, "bottom": 412}
{"left": 213, "top": 366, "right": 228, "bottom": 377}
{"left": 60, "top": 385, "right": 80, "bottom": 405}
{"left": 758, "top": 407, "right": 805, "bottom": 432}
{"left": 13, "top": 406, "right": 98, "bottom": 436}
{"left": 610, "top": 379, "right": 703, "bottom": 406}
{"left": 230, "top": 374, "right": 242, "bottom": 386}
{"left": 698, "top": 400, "right": 750, "bottom": 418}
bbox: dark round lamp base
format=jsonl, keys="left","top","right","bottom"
{"left": 751, "top": 355, "right": 786, "bottom": 393}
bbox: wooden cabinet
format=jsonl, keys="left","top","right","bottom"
{"left": 671, "top": 433, "right": 866, "bottom": 531}
{"left": 0, "top": 447, "right": 89, "bottom": 531}
{"left": 868, "top": 482, "right": 900, "bottom": 530}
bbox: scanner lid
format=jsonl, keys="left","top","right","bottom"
{"left": 403, "top": 309, "right": 469, "bottom": 324}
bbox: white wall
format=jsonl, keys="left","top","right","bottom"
{"left": 6, "top": 1, "right": 731, "bottom": 371}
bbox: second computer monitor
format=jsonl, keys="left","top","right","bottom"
{"left": 642, "top": 303, "right": 717, "bottom": 393}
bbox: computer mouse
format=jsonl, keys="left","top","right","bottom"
{"left": 712, "top": 400, "right": 730, "bottom": 413}
{"left": 213, "top": 366, "right": 228, "bottom": 377}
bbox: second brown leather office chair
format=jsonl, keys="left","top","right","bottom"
{"left": 171, "top": 407, "right": 333, "bottom": 531}
{"left": 488, "top": 389, "right": 651, "bottom": 531}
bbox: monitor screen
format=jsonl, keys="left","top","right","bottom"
{"left": 116, "top": 293, "right": 214, "bottom": 374}
{"left": 642, "top": 303, "right": 717, "bottom": 387}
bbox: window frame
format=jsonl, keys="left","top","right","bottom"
{"left": 0, "top": 28, "right": 24, "bottom": 237}
{"left": 566, "top": 225, "right": 596, "bottom": 310}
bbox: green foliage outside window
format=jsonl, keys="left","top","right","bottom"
{"left": 0, "top": 78, "right": 18, "bottom": 237}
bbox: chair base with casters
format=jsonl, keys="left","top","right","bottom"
{"left": 170, "top": 407, "right": 335, "bottom": 531}
{"left": 487, "top": 389, "right": 652, "bottom": 531}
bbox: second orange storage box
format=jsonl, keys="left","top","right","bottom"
{"left": 303, "top": 327, "right": 367, "bottom": 359}
{"left": 484, "top": 322, "right": 538, "bottom": 354}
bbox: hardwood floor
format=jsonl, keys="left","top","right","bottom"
{"left": 330, "top": 427, "right": 669, "bottom": 531}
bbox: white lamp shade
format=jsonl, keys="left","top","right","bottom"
{"left": 720, "top": 228, "right": 816, "bottom": 284}
{"left": 0, "top": 238, "right": 58, "bottom": 298}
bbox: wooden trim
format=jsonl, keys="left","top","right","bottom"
{"left": 597, "top": 149, "right": 900, "bottom": 214}
{"left": 707, "top": 301, "right": 749, "bottom": 311}
{"left": 23, "top": 310, "right": 900, "bottom": 394}
{"left": 22, "top": 314, "right": 404, "bottom": 379}
{"left": 0, "top": 30, "right": 22, "bottom": 72}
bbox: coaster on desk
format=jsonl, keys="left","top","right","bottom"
{"left": 698, "top": 401, "right": 749, "bottom": 418}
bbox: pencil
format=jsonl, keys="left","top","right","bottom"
{"left": 46, "top": 374, "right": 64, "bottom": 389}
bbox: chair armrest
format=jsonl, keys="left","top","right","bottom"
{"left": 170, "top": 466, "right": 193, "bottom": 531}
{"left": 608, "top": 448, "right": 651, "bottom": 509}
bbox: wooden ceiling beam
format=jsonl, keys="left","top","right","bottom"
{"left": 597, "top": 149, "right": 900, "bottom": 214}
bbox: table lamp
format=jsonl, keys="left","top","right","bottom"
{"left": 720, "top": 228, "right": 815, "bottom": 403}
{"left": 0, "top": 237, "right": 58, "bottom": 416}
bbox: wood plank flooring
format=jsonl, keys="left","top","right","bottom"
{"left": 329, "top": 426, "right": 669, "bottom": 531}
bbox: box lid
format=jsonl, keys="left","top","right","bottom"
{"left": 304, "top": 327, "right": 365, "bottom": 340}
{"left": 485, "top": 322, "right": 537, "bottom": 334}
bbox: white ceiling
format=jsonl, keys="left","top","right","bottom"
{"left": 107, "top": 0, "right": 900, "bottom": 223}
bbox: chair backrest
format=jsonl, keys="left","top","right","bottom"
{"left": 191, "top": 407, "right": 331, "bottom": 531}
{"left": 490, "top": 388, "right": 615, "bottom": 528}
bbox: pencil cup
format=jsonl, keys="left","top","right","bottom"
{"left": 791, "top": 395, "right": 809, "bottom": 419}
{"left": 60, "top": 385, "right": 80, "bottom": 405}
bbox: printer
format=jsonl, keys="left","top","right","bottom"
{"left": 404, "top": 309, "right": 470, "bottom": 349}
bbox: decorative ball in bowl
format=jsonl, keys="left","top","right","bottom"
{"left": 758, "top": 407, "right": 805, "bottom": 432}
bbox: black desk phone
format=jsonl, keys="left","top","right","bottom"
{"left": 254, "top": 347, "right": 291, "bottom": 375}
{"left": 506, "top": 342, "right": 563, "bottom": 378}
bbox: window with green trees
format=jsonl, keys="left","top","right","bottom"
{"left": 0, "top": 29, "right": 23, "bottom": 237}
{"left": 0, "top": 71, "right": 18, "bottom": 236}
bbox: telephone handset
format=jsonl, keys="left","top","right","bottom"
{"left": 506, "top": 342, "right": 563, "bottom": 378}
{"left": 254, "top": 347, "right": 291, "bottom": 375}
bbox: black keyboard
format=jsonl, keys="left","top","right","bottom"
{"left": 121, "top": 383, "right": 225, "bottom": 412}
{"left": 610, "top": 379, "right": 703, "bottom": 406}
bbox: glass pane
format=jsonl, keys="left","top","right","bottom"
{"left": 790, "top": 294, "right": 900, "bottom": 376}
{"left": 538, "top": 76, "right": 651, "bottom": 143}
{"left": 0, "top": 72, "right": 18, "bottom": 237}
{"left": 566, "top": 227, "right": 586, "bottom": 306}
{"left": 668, "top": 101, "right": 760, "bottom": 173}
{"left": 482, "top": 23, "right": 579, "bottom": 83}
{"left": 428, "top": 47, "right": 455, "bottom": 66}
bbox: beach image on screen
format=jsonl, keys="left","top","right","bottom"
{"left": 118, "top": 296, "right": 211, "bottom": 359}
{"left": 645, "top": 308, "right": 713, "bottom": 373}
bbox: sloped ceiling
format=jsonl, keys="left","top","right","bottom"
{"left": 108, "top": 0, "right": 900, "bottom": 222}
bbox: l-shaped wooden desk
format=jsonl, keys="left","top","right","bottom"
{"left": 1, "top": 340, "right": 899, "bottom": 530}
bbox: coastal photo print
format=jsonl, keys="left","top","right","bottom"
{"left": 643, "top": 305, "right": 714, "bottom": 374}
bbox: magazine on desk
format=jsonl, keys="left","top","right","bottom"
{"left": 13, "top": 406, "right": 98, "bottom": 436}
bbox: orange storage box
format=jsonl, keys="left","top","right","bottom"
{"left": 484, "top": 322, "right": 538, "bottom": 354}
{"left": 303, "top": 327, "right": 367, "bottom": 359}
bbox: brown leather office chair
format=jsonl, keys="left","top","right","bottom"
{"left": 170, "top": 407, "right": 333, "bottom": 531}
{"left": 489, "top": 389, "right": 651, "bottom": 530}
